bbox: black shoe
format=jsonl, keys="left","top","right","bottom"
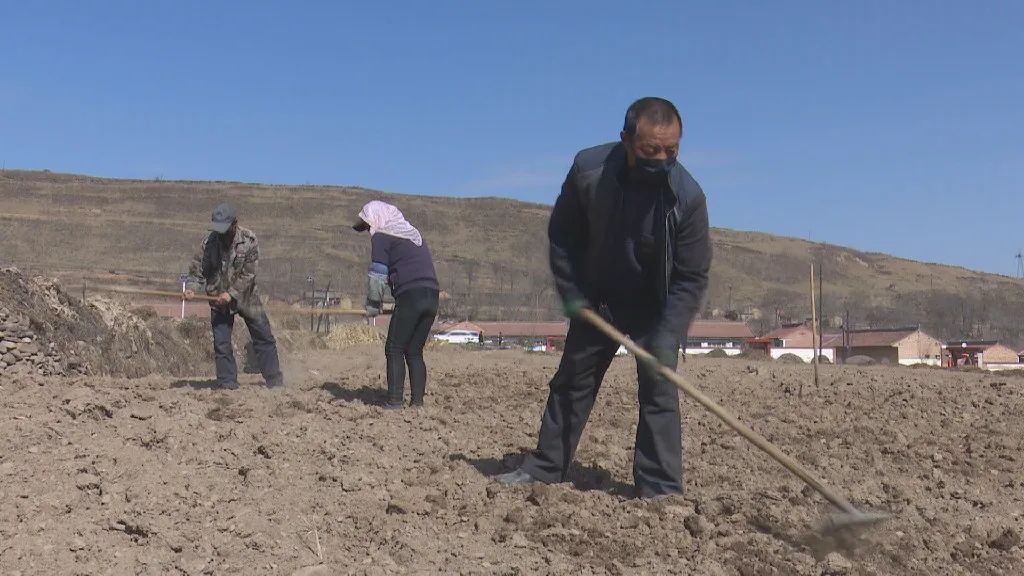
{"left": 265, "top": 376, "right": 285, "bottom": 388}
{"left": 410, "top": 399, "right": 424, "bottom": 408}
{"left": 383, "top": 402, "right": 403, "bottom": 410}
{"left": 495, "top": 468, "right": 538, "bottom": 486}
{"left": 220, "top": 381, "right": 240, "bottom": 390}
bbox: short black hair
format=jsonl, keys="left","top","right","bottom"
{"left": 622, "top": 97, "right": 682, "bottom": 136}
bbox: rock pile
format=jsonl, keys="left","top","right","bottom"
{"left": 1, "top": 268, "right": 211, "bottom": 378}
{"left": 0, "top": 306, "right": 75, "bottom": 377}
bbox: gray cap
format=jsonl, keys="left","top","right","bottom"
{"left": 208, "top": 202, "right": 237, "bottom": 233}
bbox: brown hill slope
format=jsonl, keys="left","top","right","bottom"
{"left": 2, "top": 170, "right": 1022, "bottom": 344}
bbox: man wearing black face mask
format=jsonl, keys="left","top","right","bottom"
{"left": 184, "top": 203, "right": 284, "bottom": 390}
{"left": 497, "top": 97, "right": 711, "bottom": 497}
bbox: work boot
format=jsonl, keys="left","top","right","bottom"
{"left": 495, "top": 468, "right": 538, "bottom": 486}
{"left": 220, "top": 381, "right": 240, "bottom": 391}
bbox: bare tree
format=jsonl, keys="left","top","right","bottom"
{"left": 490, "top": 263, "right": 506, "bottom": 296}
{"left": 463, "top": 260, "right": 480, "bottom": 298}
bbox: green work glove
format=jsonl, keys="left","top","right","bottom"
{"left": 639, "top": 347, "right": 678, "bottom": 380}
{"left": 562, "top": 297, "right": 587, "bottom": 318}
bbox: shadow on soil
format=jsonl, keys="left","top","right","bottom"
{"left": 451, "top": 450, "right": 635, "bottom": 497}
{"left": 321, "top": 381, "right": 389, "bottom": 407}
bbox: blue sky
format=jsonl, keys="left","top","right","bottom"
{"left": 2, "top": 1, "right": 1022, "bottom": 275}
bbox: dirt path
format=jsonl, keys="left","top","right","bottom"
{"left": 1, "top": 349, "right": 1022, "bottom": 575}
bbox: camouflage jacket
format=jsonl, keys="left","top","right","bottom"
{"left": 185, "top": 226, "right": 264, "bottom": 317}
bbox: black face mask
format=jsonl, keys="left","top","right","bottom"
{"left": 635, "top": 156, "right": 676, "bottom": 175}
{"left": 632, "top": 156, "right": 676, "bottom": 186}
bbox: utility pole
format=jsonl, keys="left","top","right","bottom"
{"left": 844, "top": 308, "right": 851, "bottom": 364}
{"left": 1016, "top": 250, "right": 1023, "bottom": 279}
{"left": 803, "top": 262, "right": 819, "bottom": 399}
{"left": 818, "top": 262, "right": 824, "bottom": 360}
{"left": 316, "top": 280, "right": 332, "bottom": 334}
{"left": 179, "top": 273, "right": 188, "bottom": 319}
{"left": 307, "top": 276, "right": 315, "bottom": 332}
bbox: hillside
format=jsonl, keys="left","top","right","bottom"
{"left": 2, "top": 169, "right": 1022, "bottom": 344}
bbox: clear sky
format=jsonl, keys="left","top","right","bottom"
{"left": 3, "top": 1, "right": 1021, "bottom": 275}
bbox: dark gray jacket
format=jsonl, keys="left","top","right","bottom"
{"left": 549, "top": 142, "right": 711, "bottom": 346}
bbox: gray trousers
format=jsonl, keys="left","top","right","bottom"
{"left": 211, "top": 307, "right": 282, "bottom": 385}
{"left": 521, "top": 317, "right": 683, "bottom": 497}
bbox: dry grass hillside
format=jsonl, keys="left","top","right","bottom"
{"left": 2, "top": 169, "right": 1022, "bottom": 344}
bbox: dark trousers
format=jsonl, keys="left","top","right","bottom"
{"left": 385, "top": 288, "right": 439, "bottom": 405}
{"left": 521, "top": 317, "right": 683, "bottom": 496}
{"left": 212, "top": 307, "right": 282, "bottom": 386}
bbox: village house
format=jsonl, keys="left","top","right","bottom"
{"left": 748, "top": 324, "right": 834, "bottom": 363}
{"left": 824, "top": 327, "right": 942, "bottom": 366}
{"left": 433, "top": 320, "right": 569, "bottom": 348}
{"left": 942, "top": 340, "right": 1022, "bottom": 371}
{"left": 685, "top": 320, "right": 754, "bottom": 356}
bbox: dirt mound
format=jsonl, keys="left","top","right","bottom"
{"left": 775, "top": 352, "right": 805, "bottom": 364}
{"left": 846, "top": 355, "right": 877, "bottom": 366}
{"left": 737, "top": 348, "right": 767, "bottom": 360}
{"left": 0, "top": 268, "right": 210, "bottom": 377}
{"left": 704, "top": 348, "right": 730, "bottom": 358}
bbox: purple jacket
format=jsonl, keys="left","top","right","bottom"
{"left": 366, "top": 233, "right": 439, "bottom": 309}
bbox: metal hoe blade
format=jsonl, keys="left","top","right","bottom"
{"left": 822, "top": 510, "right": 891, "bottom": 534}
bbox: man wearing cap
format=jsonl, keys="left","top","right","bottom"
{"left": 184, "top": 203, "right": 284, "bottom": 389}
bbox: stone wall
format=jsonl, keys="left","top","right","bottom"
{"left": 0, "top": 306, "right": 79, "bottom": 377}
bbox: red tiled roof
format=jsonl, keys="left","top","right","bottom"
{"left": 822, "top": 329, "right": 921, "bottom": 348}
{"left": 437, "top": 321, "right": 483, "bottom": 334}
{"left": 688, "top": 320, "right": 753, "bottom": 339}
{"left": 432, "top": 319, "right": 752, "bottom": 339}
{"left": 476, "top": 322, "right": 569, "bottom": 337}
{"left": 434, "top": 321, "right": 568, "bottom": 338}
{"left": 763, "top": 325, "right": 809, "bottom": 339}
{"left": 944, "top": 340, "right": 1001, "bottom": 349}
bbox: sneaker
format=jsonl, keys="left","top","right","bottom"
{"left": 220, "top": 381, "right": 240, "bottom": 390}
{"left": 636, "top": 488, "right": 684, "bottom": 501}
{"left": 410, "top": 399, "right": 424, "bottom": 408}
{"left": 265, "top": 376, "right": 285, "bottom": 388}
{"left": 383, "top": 402, "right": 403, "bottom": 411}
{"left": 495, "top": 468, "right": 539, "bottom": 486}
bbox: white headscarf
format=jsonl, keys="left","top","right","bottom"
{"left": 357, "top": 201, "right": 423, "bottom": 246}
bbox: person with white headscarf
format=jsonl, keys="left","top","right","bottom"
{"left": 353, "top": 200, "right": 440, "bottom": 409}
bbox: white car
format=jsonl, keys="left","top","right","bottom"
{"left": 433, "top": 330, "right": 480, "bottom": 344}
